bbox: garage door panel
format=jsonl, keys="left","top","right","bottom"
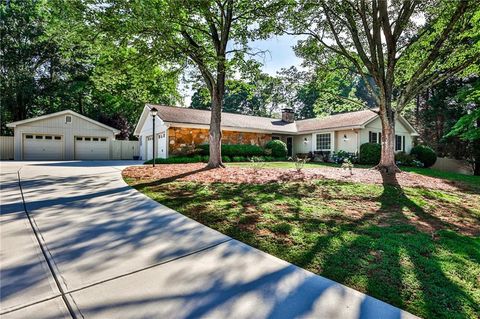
{"left": 23, "top": 135, "right": 63, "bottom": 160}
{"left": 75, "top": 137, "right": 109, "bottom": 160}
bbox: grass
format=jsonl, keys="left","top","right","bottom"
{"left": 127, "top": 174, "right": 480, "bottom": 319}
{"left": 227, "top": 161, "right": 480, "bottom": 190}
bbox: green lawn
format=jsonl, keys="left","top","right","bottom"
{"left": 227, "top": 161, "right": 480, "bottom": 190}
{"left": 127, "top": 174, "right": 480, "bottom": 319}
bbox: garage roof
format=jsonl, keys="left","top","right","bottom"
{"left": 7, "top": 110, "right": 120, "bottom": 134}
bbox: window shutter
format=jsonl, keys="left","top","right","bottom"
{"left": 378, "top": 132, "right": 381, "bottom": 144}
{"left": 369, "top": 131, "right": 372, "bottom": 143}
{"left": 402, "top": 136, "right": 405, "bottom": 151}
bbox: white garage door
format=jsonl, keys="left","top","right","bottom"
{"left": 23, "top": 134, "right": 63, "bottom": 160}
{"left": 146, "top": 136, "right": 153, "bottom": 160}
{"left": 75, "top": 136, "right": 109, "bottom": 160}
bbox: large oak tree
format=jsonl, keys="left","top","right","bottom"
{"left": 77, "top": 0, "right": 281, "bottom": 167}
{"left": 280, "top": 0, "right": 479, "bottom": 177}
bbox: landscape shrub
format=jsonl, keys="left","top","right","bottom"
{"left": 264, "top": 140, "right": 287, "bottom": 158}
{"left": 198, "top": 144, "right": 264, "bottom": 157}
{"left": 263, "top": 156, "right": 275, "bottom": 162}
{"left": 332, "top": 150, "right": 358, "bottom": 164}
{"left": 395, "top": 151, "right": 423, "bottom": 167}
{"left": 201, "top": 155, "right": 209, "bottom": 163}
{"left": 410, "top": 145, "right": 437, "bottom": 168}
{"left": 232, "top": 156, "right": 247, "bottom": 162}
{"left": 222, "top": 156, "right": 232, "bottom": 162}
{"left": 359, "top": 143, "right": 381, "bottom": 165}
{"left": 144, "top": 155, "right": 203, "bottom": 164}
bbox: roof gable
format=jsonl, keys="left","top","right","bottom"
{"left": 7, "top": 110, "right": 120, "bottom": 134}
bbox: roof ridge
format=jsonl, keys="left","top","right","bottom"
{"left": 148, "top": 104, "right": 283, "bottom": 121}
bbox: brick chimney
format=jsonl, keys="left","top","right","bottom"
{"left": 281, "top": 108, "right": 295, "bottom": 123}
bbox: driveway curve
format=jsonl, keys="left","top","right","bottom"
{"left": 0, "top": 161, "right": 417, "bottom": 319}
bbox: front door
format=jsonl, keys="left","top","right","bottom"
{"left": 286, "top": 137, "right": 293, "bottom": 157}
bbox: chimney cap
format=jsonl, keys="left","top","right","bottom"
{"left": 281, "top": 108, "right": 294, "bottom": 113}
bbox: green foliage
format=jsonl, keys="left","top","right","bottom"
{"left": 232, "top": 156, "right": 248, "bottom": 162}
{"left": 265, "top": 140, "right": 287, "bottom": 158}
{"left": 332, "top": 150, "right": 358, "bottom": 164}
{"left": 198, "top": 144, "right": 264, "bottom": 157}
{"left": 359, "top": 143, "right": 381, "bottom": 165}
{"left": 0, "top": 0, "right": 179, "bottom": 137}
{"left": 411, "top": 145, "right": 437, "bottom": 168}
{"left": 144, "top": 156, "right": 203, "bottom": 164}
{"left": 446, "top": 108, "right": 480, "bottom": 142}
{"left": 222, "top": 156, "right": 232, "bottom": 163}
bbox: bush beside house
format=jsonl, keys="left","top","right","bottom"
{"left": 359, "top": 143, "right": 381, "bottom": 164}
{"left": 410, "top": 145, "right": 437, "bottom": 168}
{"left": 198, "top": 144, "right": 264, "bottom": 157}
{"left": 264, "top": 140, "right": 288, "bottom": 158}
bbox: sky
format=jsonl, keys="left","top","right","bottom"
{"left": 179, "top": 34, "right": 304, "bottom": 106}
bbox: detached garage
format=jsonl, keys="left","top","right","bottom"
{"left": 7, "top": 110, "right": 120, "bottom": 161}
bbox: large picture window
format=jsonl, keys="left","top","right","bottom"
{"left": 316, "top": 133, "right": 331, "bottom": 150}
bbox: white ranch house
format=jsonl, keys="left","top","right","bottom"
{"left": 134, "top": 105, "right": 419, "bottom": 161}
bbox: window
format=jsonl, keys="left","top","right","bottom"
{"left": 395, "top": 135, "right": 404, "bottom": 151}
{"left": 316, "top": 133, "right": 331, "bottom": 150}
{"left": 26, "top": 135, "right": 33, "bottom": 139}
{"left": 272, "top": 136, "right": 280, "bottom": 141}
{"left": 45, "top": 136, "right": 52, "bottom": 140}
{"left": 84, "top": 137, "right": 91, "bottom": 141}
{"left": 76, "top": 137, "right": 83, "bottom": 141}
{"left": 369, "top": 131, "right": 377, "bottom": 144}
{"left": 100, "top": 138, "right": 107, "bottom": 142}
{"left": 65, "top": 115, "right": 72, "bottom": 123}
{"left": 92, "top": 137, "right": 99, "bottom": 141}
{"left": 54, "top": 136, "right": 61, "bottom": 140}
{"left": 35, "top": 135, "right": 43, "bottom": 139}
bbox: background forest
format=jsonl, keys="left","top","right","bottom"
{"left": 1, "top": 0, "right": 478, "bottom": 166}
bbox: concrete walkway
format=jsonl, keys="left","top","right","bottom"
{"left": 0, "top": 161, "right": 417, "bottom": 319}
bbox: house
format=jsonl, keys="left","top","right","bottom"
{"left": 134, "top": 104, "right": 419, "bottom": 160}
{"left": 6, "top": 110, "right": 120, "bottom": 160}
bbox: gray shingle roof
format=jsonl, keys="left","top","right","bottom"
{"left": 148, "top": 104, "right": 378, "bottom": 134}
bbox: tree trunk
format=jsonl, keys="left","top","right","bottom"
{"left": 375, "top": 107, "right": 401, "bottom": 179}
{"left": 207, "top": 87, "right": 224, "bottom": 168}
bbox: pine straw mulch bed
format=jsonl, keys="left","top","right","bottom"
{"left": 122, "top": 163, "right": 472, "bottom": 192}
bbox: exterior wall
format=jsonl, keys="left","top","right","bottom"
{"left": 167, "top": 127, "right": 271, "bottom": 155}
{"left": 293, "top": 135, "right": 312, "bottom": 155}
{"left": 335, "top": 130, "right": 360, "bottom": 153}
{"left": 0, "top": 136, "right": 14, "bottom": 160}
{"left": 12, "top": 114, "right": 116, "bottom": 160}
{"left": 138, "top": 115, "right": 168, "bottom": 160}
{"left": 362, "top": 117, "right": 413, "bottom": 153}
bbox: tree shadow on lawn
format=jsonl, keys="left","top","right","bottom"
{"left": 138, "top": 175, "right": 479, "bottom": 318}
{"left": 296, "top": 172, "right": 479, "bottom": 319}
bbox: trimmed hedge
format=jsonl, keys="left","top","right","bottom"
{"left": 144, "top": 155, "right": 285, "bottom": 165}
{"left": 144, "top": 155, "right": 203, "bottom": 164}
{"left": 198, "top": 144, "right": 264, "bottom": 157}
{"left": 410, "top": 145, "right": 437, "bottom": 168}
{"left": 265, "top": 140, "right": 287, "bottom": 158}
{"left": 359, "top": 143, "right": 381, "bottom": 165}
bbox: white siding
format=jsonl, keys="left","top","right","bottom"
{"left": 138, "top": 115, "right": 168, "bottom": 160}
{"left": 335, "top": 130, "right": 359, "bottom": 153}
{"left": 12, "top": 114, "right": 116, "bottom": 160}
{"left": 362, "top": 117, "right": 413, "bottom": 153}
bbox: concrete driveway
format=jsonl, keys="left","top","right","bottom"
{"left": 0, "top": 161, "right": 416, "bottom": 319}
